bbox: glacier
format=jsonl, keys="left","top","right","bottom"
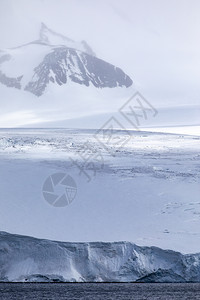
{"left": 0, "top": 129, "right": 200, "bottom": 253}
{"left": 1, "top": 231, "right": 200, "bottom": 283}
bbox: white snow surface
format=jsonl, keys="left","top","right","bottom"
{"left": 0, "top": 129, "right": 199, "bottom": 254}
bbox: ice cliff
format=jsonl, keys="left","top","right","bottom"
{"left": 0, "top": 232, "right": 200, "bottom": 282}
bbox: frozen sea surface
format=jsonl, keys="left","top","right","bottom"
{"left": 1, "top": 283, "right": 200, "bottom": 300}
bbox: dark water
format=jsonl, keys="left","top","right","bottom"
{"left": 0, "top": 283, "right": 200, "bottom": 300}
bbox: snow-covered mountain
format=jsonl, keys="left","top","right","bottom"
{"left": 0, "top": 1, "right": 199, "bottom": 132}
{"left": 0, "top": 23, "right": 132, "bottom": 97}
{"left": 0, "top": 231, "right": 200, "bottom": 283}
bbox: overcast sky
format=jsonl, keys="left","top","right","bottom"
{"left": 0, "top": 0, "right": 200, "bottom": 108}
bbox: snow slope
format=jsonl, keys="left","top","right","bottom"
{"left": 1, "top": 231, "right": 200, "bottom": 282}
{"left": 0, "top": 129, "right": 199, "bottom": 254}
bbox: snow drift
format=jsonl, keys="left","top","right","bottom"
{"left": 1, "top": 232, "right": 200, "bottom": 283}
